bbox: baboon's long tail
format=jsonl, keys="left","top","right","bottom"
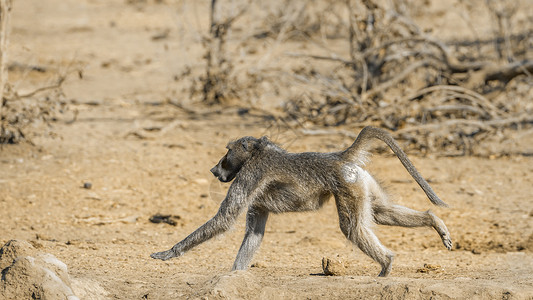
{"left": 344, "top": 126, "right": 448, "bottom": 207}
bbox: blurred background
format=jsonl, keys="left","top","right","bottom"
{"left": 2, "top": 0, "right": 532, "bottom": 156}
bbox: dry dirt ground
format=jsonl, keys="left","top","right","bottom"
{"left": 1, "top": 0, "right": 533, "bottom": 299}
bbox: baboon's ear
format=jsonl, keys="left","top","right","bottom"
{"left": 241, "top": 138, "right": 262, "bottom": 151}
{"left": 241, "top": 139, "right": 255, "bottom": 151}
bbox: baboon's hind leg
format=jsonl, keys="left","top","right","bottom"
{"left": 335, "top": 194, "right": 394, "bottom": 277}
{"left": 373, "top": 203, "right": 452, "bottom": 250}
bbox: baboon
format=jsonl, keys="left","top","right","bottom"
{"left": 151, "top": 126, "right": 452, "bottom": 277}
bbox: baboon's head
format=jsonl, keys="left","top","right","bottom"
{"left": 210, "top": 136, "right": 265, "bottom": 182}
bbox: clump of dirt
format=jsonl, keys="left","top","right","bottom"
{"left": 0, "top": 240, "right": 35, "bottom": 270}
{"left": 194, "top": 272, "right": 261, "bottom": 299}
{"left": 416, "top": 263, "right": 443, "bottom": 274}
{"left": 0, "top": 240, "right": 79, "bottom": 300}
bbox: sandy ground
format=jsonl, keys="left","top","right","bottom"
{"left": 1, "top": 0, "right": 533, "bottom": 299}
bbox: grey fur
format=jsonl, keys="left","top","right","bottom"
{"left": 150, "top": 126, "right": 452, "bottom": 277}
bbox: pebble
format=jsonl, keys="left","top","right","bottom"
{"left": 322, "top": 257, "right": 347, "bottom": 276}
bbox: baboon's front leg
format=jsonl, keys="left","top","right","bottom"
{"left": 151, "top": 185, "right": 248, "bottom": 261}
{"left": 232, "top": 207, "right": 269, "bottom": 270}
{"left": 150, "top": 212, "right": 234, "bottom": 260}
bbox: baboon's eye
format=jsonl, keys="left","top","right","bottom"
{"left": 221, "top": 156, "right": 229, "bottom": 169}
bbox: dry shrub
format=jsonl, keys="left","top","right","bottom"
{"left": 0, "top": 0, "right": 74, "bottom": 145}
{"left": 1, "top": 88, "right": 69, "bottom": 144}
{"left": 183, "top": 0, "right": 532, "bottom": 156}
{"left": 282, "top": 0, "right": 533, "bottom": 155}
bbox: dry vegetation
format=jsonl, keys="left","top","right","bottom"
{"left": 2, "top": 0, "right": 532, "bottom": 156}
{"left": 0, "top": 0, "right": 75, "bottom": 145}
{"left": 182, "top": 0, "right": 533, "bottom": 156}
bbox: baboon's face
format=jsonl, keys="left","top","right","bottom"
{"left": 210, "top": 137, "right": 259, "bottom": 182}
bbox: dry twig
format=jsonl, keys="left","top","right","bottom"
{"left": 0, "top": 0, "right": 12, "bottom": 116}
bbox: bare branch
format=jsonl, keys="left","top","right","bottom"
{"left": 396, "top": 114, "right": 533, "bottom": 134}
{"left": 0, "top": 0, "right": 12, "bottom": 114}
{"left": 404, "top": 85, "right": 502, "bottom": 118}
{"left": 284, "top": 52, "right": 354, "bottom": 66}
{"left": 362, "top": 36, "right": 488, "bottom": 73}
{"left": 15, "top": 77, "right": 66, "bottom": 99}
{"left": 484, "top": 59, "right": 533, "bottom": 82}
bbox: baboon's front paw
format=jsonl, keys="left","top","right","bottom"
{"left": 442, "top": 234, "right": 453, "bottom": 250}
{"left": 150, "top": 249, "right": 178, "bottom": 261}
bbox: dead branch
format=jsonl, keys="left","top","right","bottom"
{"left": 424, "top": 104, "right": 489, "bottom": 117}
{"left": 484, "top": 59, "right": 532, "bottom": 82}
{"left": 284, "top": 52, "right": 354, "bottom": 66}
{"left": 0, "top": 0, "right": 12, "bottom": 113}
{"left": 486, "top": 0, "right": 518, "bottom": 62}
{"left": 346, "top": 0, "right": 369, "bottom": 95}
{"left": 362, "top": 36, "right": 488, "bottom": 73}
{"left": 203, "top": 0, "right": 250, "bottom": 104}
{"left": 396, "top": 113, "right": 533, "bottom": 134}
{"left": 485, "top": 59, "right": 533, "bottom": 81}
{"left": 15, "top": 76, "right": 66, "bottom": 99}
{"left": 404, "top": 85, "right": 502, "bottom": 118}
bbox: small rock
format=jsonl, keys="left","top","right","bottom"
{"left": 83, "top": 182, "right": 92, "bottom": 189}
{"left": 322, "top": 257, "right": 347, "bottom": 276}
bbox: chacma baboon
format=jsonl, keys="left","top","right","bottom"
{"left": 151, "top": 126, "right": 452, "bottom": 277}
